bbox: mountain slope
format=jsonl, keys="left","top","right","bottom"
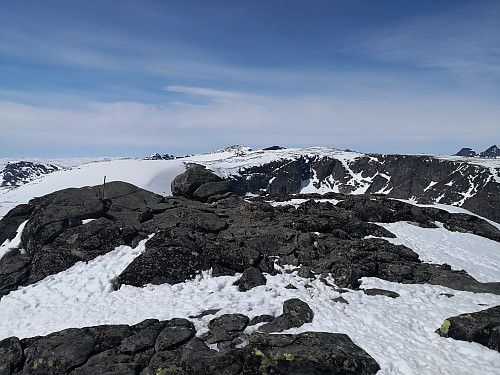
{"left": 197, "top": 147, "right": 500, "bottom": 223}
{"left": 2, "top": 146, "right": 499, "bottom": 223}
{"left": 0, "top": 150, "right": 499, "bottom": 375}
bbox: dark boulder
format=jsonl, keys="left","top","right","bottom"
{"left": 363, "top": 288, "right": 400, "bottom": 298}
{"left": 0, "top": 249, "right": 30, "bottom": 298}
{"left": 245, "top": 331, "right": 380, "bottom": 374}
{"left": 436, "top": 305, "right": 500, "bottom": 352}
{"left": 119, "top": 319, "right": 167, "bottom": 354}
{"left": 0, "top": 204, "right": 32, "bottom": 245}
{"left": 0, "top": 182, "right": 167, "bottom": 298}
{"left": 234, "top": 267, "right": 267, "bottom": 292}
{"left": 193, "top": 180, "right": 233, "bottom": 203}
{"left": 204, "top": 314, "right": 249, "bottom": 344}
{"left": 171, "top": 164, "right": 223, "bottom": 200}
{"left": 21, "top": 328, "right": 98, "bottom": 374}
{"left": 21, "top": 186, "right": 108, "bottom": 255}
{"left": 154, "top": 319, "right": 196, "bottom": 351}
{"left": 0, "top": 337, "right": 23, "bottom": 375}
{"left": 260, "top": 299, "right": 313, "bottom": 333}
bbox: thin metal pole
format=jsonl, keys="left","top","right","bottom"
{"left": 102, "top": 176, "right": 106, "bottom": 199}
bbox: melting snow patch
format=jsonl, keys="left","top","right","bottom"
{"left": 0, "top": 220, "right": 27, "bottom": 260}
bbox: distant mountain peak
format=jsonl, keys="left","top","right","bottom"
{"left": 455, "top": 148, "right": 476, "bottom": 157}
{"left": 455, "top": 145, "right": 499, "bottom": 158}
{"left": 215, "top": 145, "right": 252, "bottom": 155}
{"left": 479, "top": 145, "right": 500, "bottom": 158}
{"left": 144, "top": 153, "right": 173, "bottom": 160}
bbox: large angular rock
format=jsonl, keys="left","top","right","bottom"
{"left": 21, "top": 328, "right": 98, "bottom": 374}
{"left": 205, "top": 314, "right": 249, "bottom": 344}
{"left": 171, "top": 164, "right": 224, "bottom": 200}
{"left": 154, "top": 319, "right": 195, "bottom": 352}
{"left": 119, "top": 319, "right": 167, "bottom": 354}
{"left": 234, "top": 267, "right": 267, "bottom": 292}
{"left": 193, "top": 180, "right": 233, "bottom": 203}
{"left": 260, "top": 299, "right": 313, "bottom": 333}
{"left": 245, "top": 331, "right": 380, "bottom": 374}
{"left": 436, "top": 305, "right": 500, "bottom": 352}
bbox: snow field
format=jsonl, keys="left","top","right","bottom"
{"left": 0, "top": 159, "right": 187, "bottom": 218}
{"left": 0, "top": 235, "right": 499, "bottom": 374}
{"left": 377, "top": 222, "right": 500, "bottom": 283}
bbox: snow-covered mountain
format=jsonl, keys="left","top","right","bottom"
{"left": 0, "top": 146, "right": 499, "bottom": 375}
{"left": 0, "top": 161, "right": 60, "bottom": 187}
{"left": 2, "top": 145, "right": 498, "bottom": 221}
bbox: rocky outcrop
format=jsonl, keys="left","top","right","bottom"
{"left": 1, "top": 161, "right": 60, "bottom": 187}
{"left": 1, "top": 165, "right": 499, "bottom": 374}
{"left": 246, "top": 332, "right": 380, "bottom": 375}
{"left": 259, "top": 298, "right": 313, "bottom": 333}
{"left": 2, "top": 168, "right": 500, "bottom": 299}
{"left": 171, "top": 164, "right": 234, "bottom": 202}
{"left": 0, "top": 181, "right": 164, "bottom": 297}
{"left": 436, "top": 305, "right": 500, "bottom": 352}
{"left": 234, "top": 267, "right": 267, "bottom": 292}
{"left": 225, "top": 152, "right": 500, "bottom": 223}
{"left": 0, "top": 299, "right": 381, "bottom": 375}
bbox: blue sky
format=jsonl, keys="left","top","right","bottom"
{"left": 1, "top": 0, "right": 499, "bottom": 157}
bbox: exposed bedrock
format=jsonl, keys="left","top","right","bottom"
{"left": 437, "top": 305, "right": 500, "bottom": 352}
{"left": 0, "top": 299, "right": 381, "bottom": 375}
{"left": 227, "top": 154, "right": 500, "bottom": 223}
{"left": 1, "top": 165, "right": 500, "bottom": 300}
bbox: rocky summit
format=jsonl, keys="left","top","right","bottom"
{"left": 0, "top": 163, "right": 499, "bottom": 374}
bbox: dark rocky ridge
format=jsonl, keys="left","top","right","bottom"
{"left": 0, "top": 300, "right": 381, "bottom": 374}
{"left": 224, "top": 152, "right": 500, "bottom": 223}
{"left": 1, "top": 161, "right": 60, "bottom": 187}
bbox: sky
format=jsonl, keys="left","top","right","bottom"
{"left": 1, "top": 0, "right": 499, "bottom": 158}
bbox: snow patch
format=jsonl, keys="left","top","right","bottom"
{"left": 376, "top": 221, "right": 500, "bottom": 283}
{"left": 0, "top": 220, "right": 27, "bottom": 260}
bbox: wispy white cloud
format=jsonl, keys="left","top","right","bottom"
{"left": 165, "top": 86, "right": 245, "bottom": 101}
{"left": 349, "top": 3, "right": 500, "bottom": 78}
{"left": 1, "top": 87, "right": 499, "bottom": 156}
